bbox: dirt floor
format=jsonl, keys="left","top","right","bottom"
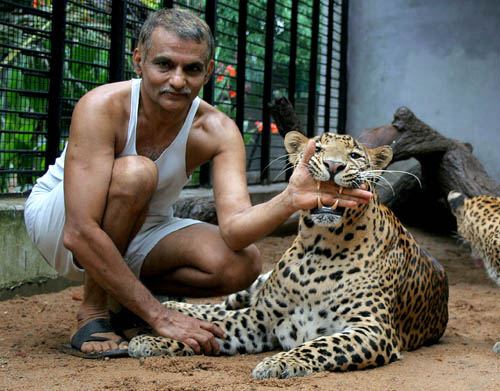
{"left": 0, "top": 227, "right": 499, "bottom": 391}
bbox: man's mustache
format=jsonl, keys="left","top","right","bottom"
{"left": 160, "top": 87, "right": 192, "bottom": 95}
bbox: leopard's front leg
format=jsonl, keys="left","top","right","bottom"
{"left": 129, "top": 302, "right": 275, "bottom": 358}
{"left": 252, "top": 325, "right": 400, "bottom": 379}
{"left": 222, "top": 271, "right": 272, "bottom": 309}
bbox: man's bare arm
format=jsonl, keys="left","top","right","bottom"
{"left": 211, "top": 120, "right": 372, "bottom": 251}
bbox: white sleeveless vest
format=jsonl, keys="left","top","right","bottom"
{"left": 34, "top": 78, "right": 200, "bottom": 219}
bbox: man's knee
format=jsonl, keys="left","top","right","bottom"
{"left": 108, "top": 156, "right": 158, "bottom": 206}
{"left": 217, "top": 244, "right": 262, "bottom": 294}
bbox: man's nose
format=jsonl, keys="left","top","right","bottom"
{"left": 170, "top": 68, "right": 186, "bottom": 89}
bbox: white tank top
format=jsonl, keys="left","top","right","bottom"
{"left": 34, "top": 78, "right": 201, "bottom": 219}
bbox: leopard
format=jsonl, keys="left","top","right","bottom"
{"left": 128, "top": 131, "right": 449, "bottom": 379}
{"left": 447, "top": 190, "right": 500, "bottom": 354}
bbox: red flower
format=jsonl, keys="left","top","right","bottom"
{"left": 226, "top": 65, "right": 237, "bottom": 77}
{"left": 229, "top": 90, "right": 236, "bottom": 98}
{"left": 216, "top": 75, "right": 225, "bottom": 83}
{"left": 255, "top": 121, "right": 279, "bottom": 134}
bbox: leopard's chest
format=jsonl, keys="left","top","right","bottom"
{"left": 263, "top": 252, "right": 361, "bottom": 349}
{"left": 272, "top": 305, "right": 348, "bottom": 350}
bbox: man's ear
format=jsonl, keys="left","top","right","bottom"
{"left": 284, "top": 131, "right": 309, "bottom": 165}
{"left": 204, "top": 59, "right": 215, "bottom": 84}
{"left": 366, "top": 145, "right": 393, "bottom": 170}
{"left": 132, "top": 48, "right": 143, "bottom": 76}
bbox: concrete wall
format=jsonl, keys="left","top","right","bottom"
{"left": 347, "top": 0, "right": 500, "bottom": 180}
{"left": 0, "top": 198, "right": 61, "bottom": 299}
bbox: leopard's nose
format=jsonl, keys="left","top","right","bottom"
{"left": 324, "top": 161, "right": 346, "bottom": 176}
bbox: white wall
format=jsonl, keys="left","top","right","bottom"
{"left": 347, "top": 0, "right": 500, "bottom": 180}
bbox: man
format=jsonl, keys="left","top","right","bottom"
{"left": 24, "top": 8, "right": 372, "bottom": 358}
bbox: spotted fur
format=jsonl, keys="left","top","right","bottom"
{"left": 447, "top": 191, "right": 499, "bottom": 354}
{"left": 129, "top": 132, "right": 449, "bottom": 378}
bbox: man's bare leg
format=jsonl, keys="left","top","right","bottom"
{"left": 75, "top": 156, "right": 157, "bottom": 354}
{"left": 141, "top": 223, "right": 262, "bottom": 298}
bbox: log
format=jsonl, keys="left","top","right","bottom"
{"left": 268, "top": 97, "right": 302, "bottom": 137}
{"left": 359, "top": 107, "right": 500, "bottom": 199}
{"left": 173, "top": 197, "right": 218, "bottom": 225}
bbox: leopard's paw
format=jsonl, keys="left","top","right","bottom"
{"left": 252, "top": 355, "right": 313, "bottom": 379}
{"left": 128, "top": 335, "right": 194, "bottom": 358}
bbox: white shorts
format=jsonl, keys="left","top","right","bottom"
{"left": 24, "top": 181, "right": 201, "bottom": 281}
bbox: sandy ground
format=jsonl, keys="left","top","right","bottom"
{"left": 0, "top": 227, "right": 499, "bottom": 391}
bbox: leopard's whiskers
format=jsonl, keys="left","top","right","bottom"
{"left": 261, "top": 153, "right": 296, "bottom": 174}
{"left": 360, "top": 172, "right": 396, "bottom": 195}
{"left": 367, "top": 169, "right": 423, "bottom": 189}
{"left": 272, "top": 162, "right": 295, "bottom": 181}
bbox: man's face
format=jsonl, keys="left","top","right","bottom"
{"left": 133, "top": 27, "right": 214, "bottom": 112}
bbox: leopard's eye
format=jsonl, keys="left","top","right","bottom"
{"left": 350, "top": 152, "right": 362, "bottom": 159}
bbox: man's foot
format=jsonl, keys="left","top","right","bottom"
{"left": 62, "top": 318, "right": 129, "bottom": 359}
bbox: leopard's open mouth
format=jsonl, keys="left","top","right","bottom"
{"left": 308, "top": 206, "right": 346, "bottom": 226}
{"left": 310, "top": 206, "right": 345, "bottom": 216}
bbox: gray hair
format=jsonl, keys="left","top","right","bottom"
{"left": 138, "top": 8, "right": 214, "bottom": 65}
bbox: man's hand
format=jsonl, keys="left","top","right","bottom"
{"left": 285, "top": 140, "right": 373, "bottom": 211}
{"left": 152, "top": 309, "right": 225, "bottom": 355}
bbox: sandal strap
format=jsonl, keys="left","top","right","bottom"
{"left": 70, "top": 318, "right": 122, "bottom": 350}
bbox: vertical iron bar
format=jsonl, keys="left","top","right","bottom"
{"left": 306, "top": 0, "right": 320, "bottom": 137}
{"left": 200, "top": 0, "right": 217, "bottom": 186}
{"left": 45, "top": 0, "right": 67, "bottom": 169}
{"left": 261, "top": 0, "right": 276, "bottom": 183}
{"left": 337, "top": 0, "right": 349, "bottom": 134}
{"left": 285, "top": 0, "right": 299, "bottom": 181}
{"left": 324, "top": 0, "right": 334, "bottom": 133}
{"left": 235, "top": 0, "right": 247, "bottom": 136}
{"left": 288, "top": 0, "right": 298, "bottom": 106}
{"left": 109, "top": 0, "right": 126, "bottom": 83}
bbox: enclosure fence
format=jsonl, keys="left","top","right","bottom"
{"left": 0, "top": 0, "right": 347, "bottom": 194}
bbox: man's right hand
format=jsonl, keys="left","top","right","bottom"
{"left": 152, "top": 308, "right": 225, "bottom": 355}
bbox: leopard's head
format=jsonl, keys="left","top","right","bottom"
{"left": 285, "top": 131, "right": 393, "bottom": 226}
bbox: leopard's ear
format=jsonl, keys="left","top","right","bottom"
{"left": 367, "top": 145, "right": 393, "bottom": 170}
{"left": 284, "top": 131, "right": 309, "bottom": 165}
{"left": 447, "top": 190, "right": 467, "bottom": 214}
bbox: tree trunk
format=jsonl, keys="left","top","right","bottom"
{"left": 360, "top": 107, "right": 500, "bottom": 198}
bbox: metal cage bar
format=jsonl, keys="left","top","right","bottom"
{"left": 45, "top": 0, "right": 67, "bottom": 169}
{"left": 260, "top": 0, "right": 276, "bottom": 184}
{"left": 323, "top": 0, "right": 335, "bottom": 133}
{"left": 235, "top": 1, "right": 248, "bottom": 136}
{"left": 199, "top": 0, "right": 217, "bottom": 187}
{"left": 337, "top": 0, "right": 348, "bottom": 134}
{"left": 288, "top": 0, "right": 298, "bottom": 106}
{"left": 109, "top": 0, "right": 126, "bottom": 83}
{"left": 306, "top": 0, "right": 320, "bottom": 138}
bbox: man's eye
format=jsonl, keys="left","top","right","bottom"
{"left": 187, "top": 66, "right": 202, "bottom": 73}
{"left": 157, "top": 62, "right": 170, "bottom": 69}
{"left": 350, "top": 152, "right": 362, "bottom": 159}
